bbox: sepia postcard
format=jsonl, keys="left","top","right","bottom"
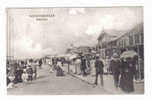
{"left": 6, "top": 7, "right": 144, "bottom": 95}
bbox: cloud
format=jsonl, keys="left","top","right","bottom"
{"left": 14, "top": 36, "right": 42, "bottom": 58}
{"left": 8, "top": 7, "right": 143, "bottom": 59}
{"left": 41, "top": 48, "right": 54, "bottom": 55}
{"left": 85, "top": 24, "right": 103, "bottom": 36}
{"left": 69, "top": 8, "right": 85, "bottom": 15}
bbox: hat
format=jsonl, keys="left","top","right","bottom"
{"left": 23, "top": 69, "right": 26, "bottom": 72}
{"left": 112, "top": 53, "right": 119, "bottom": 58}
{"left": 96, "top": 55, "right": 100, "bottom": 59}
{"left": 96, "top": 54, "right": 100, "bottom": 57}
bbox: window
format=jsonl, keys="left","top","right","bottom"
{"left": 135, "top": 34, "right": 140, "bottom": 44}
{"left": 129, "top": 35, "right": 133, "bottom": 45}
{"left": 141, "top": 33, "right": 144, "bottom": 44}
{"left": 123, "top": 39, "right": 126, "bottom": 47}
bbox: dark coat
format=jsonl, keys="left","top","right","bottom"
{"left": 56, "top": 66, "right": 64, "bottom": 76}
{"left": 95, "top": 59, "right": 104, "bottom": 74}
{"left": 26, "top": 67, "right": 33, "bottom": 76}
{"left": 39, "top": 60, "right": 42, "bottom": 65}
{"left": 81, "top": 58, "right": 87, "bottom": 70}
{"left": 119, "top": 60, "right": 135, "bottom": 92}
{"left": 110, "top": 59, "right": 121, "bottom": 75}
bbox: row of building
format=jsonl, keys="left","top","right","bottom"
{"left": 65, "top": 23, "right": 144, "bottom": 79}
{"left": 66, "top": 23, "right": 144, "bottom": 60}
{"left": 97, "top": 23, "right": 144, "bottom": 59}
{"left": 97, "top": 23, "right": 144, "bottom": 79}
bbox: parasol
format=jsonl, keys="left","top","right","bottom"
{"left": 120, "top": 50, "right": 138, "bottom": 58}
{"left": 112, "top": 53, "right": 119, "bottom": 58}
{"left": 69, "top": 54, "right": 77, "bottom": 60}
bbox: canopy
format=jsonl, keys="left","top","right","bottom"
{"left": 58, "top": 54, "right": 78, "bottom": 60}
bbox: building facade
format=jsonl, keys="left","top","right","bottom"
{"left": 97, "top": 23, "right": 144, "bottom": 59}
{"left": 97, "top": 23, "right": 144, "bottom": 79}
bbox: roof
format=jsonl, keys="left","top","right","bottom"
{"left": 129, "top": 23, "right": 143, "bottom": 35}
{"left": 114, "top": 23, "right": 143, "bottom": 41}
{"left": 105, "top": 23, "right": 143, "bottom": 43}
{"left": 98, "top": 31, "right": 119, "bottom": 43}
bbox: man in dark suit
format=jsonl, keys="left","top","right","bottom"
{"left": 80, "top": 56, "right": 87, "bottom": 76}
{"left": 39, "top": 59, "right": 42, "bottom": 69}
{"left": 109, "top": 53, "right": 121, "bottom": 88}
{"left": 94, "top": 56, "right": 104, "bottom": 86}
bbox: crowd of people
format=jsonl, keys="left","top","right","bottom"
{"left": 72, "top": 52, "right": 138, "bottom": 93}
{"left": 52, "top": 51, "right": 139, "bottom": 93}
{"left": 48, "top": 57, "right": 65, "bottom": 76}
{"left": 69, "top": 54, "right": 93, "bottom": 76}
{"left": 109, "top": 53, "right": 138, "bottom": 93}
{"left": 7, "top": 50, "right": 142, "bottom": 93}
{"left": 7, "top": 59, "right": 43, "bottom": 88}
{"left": 47, "top": 55, "right": 91, "bottom": 77}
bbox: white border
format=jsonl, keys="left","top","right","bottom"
{"left": 0, "top": 0, "right": 152, "bottom": 100}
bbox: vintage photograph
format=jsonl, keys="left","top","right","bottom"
{"left": 6, "top": 7, "right": 144, "bottom": 95}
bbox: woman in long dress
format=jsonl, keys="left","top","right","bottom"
{"left": 120, "top": 57, "right": 136, "bottom": 93}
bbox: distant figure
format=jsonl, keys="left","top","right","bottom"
{"left": 94, "top": 56, "right": 104, "bottom": 86}
{"left": 52, "top": 58, "right": 55, "bottom": 65}
{"left": 22, "top": 69, "right": 28, "bottom": 83}
{"left": 49, "top": 60, "right": 54, "bottom": 73}
{"left": 75, "top": 59, "right": 81, "bottom": 74}
{"left": 55, "top": 62, "right": 65, "bottom": 76}
{"left": 26, "top": 66, "right": 33, "bottom": 82}
{"left": 86, "top": 58, "right": 91, "bottom": 74}
{"left": 13, "top": 63, "right": 18, "bottom": 84}
{"left": 80, "top": 56, "right": 87, "bottom": 76}
{"left": 7, "top": 68, "right": 15, "bottom": 88}
{"left": 61, "top": 57, "right": 65, "bottom": 66}
{"left": 32, "top": 62, "right": 37, "bottom": 80}
{"left": 39, "top": 59, "right": 42, "bottom": 69}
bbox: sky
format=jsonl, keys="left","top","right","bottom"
{"left": 7, "top": 7, "right": 143, "bottom": 59}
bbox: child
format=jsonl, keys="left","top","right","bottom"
{"left": 26, "top": 66, "right": 33, "bottom": 82}
{"left": 7, "top": 75, "right": 15, "bottom": 88}
{"left": 22, "top": 69, "right": 28, "bottom": 83}
{"left": 7, "top": 71, "right": 15, "bottom": 88}
{"left": 32, "top": 63, "right": 37, "bottom": 80}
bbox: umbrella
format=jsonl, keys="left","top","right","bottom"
{"left": 112, "top": 53, "right": 119, "bottom": 58}
{"left": 69, "top": 54, "right": 77, "bottom": 60}
{"left": 120, "top": 50, "right": 138, "bottom": 58}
